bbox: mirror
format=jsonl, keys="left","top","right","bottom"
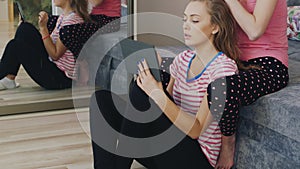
{"left": 0, "top": 0, "right": 131, "bottom": 115}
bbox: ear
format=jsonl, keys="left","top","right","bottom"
{"left": 212, "top": 24, "right": 219, "bottom": 35}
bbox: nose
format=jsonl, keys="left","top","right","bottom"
{"left": 183, "top": 22, "right": 190, "bottom": 30}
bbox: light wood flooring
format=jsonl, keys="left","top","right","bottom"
{"left": 0, "top": 108, "right": 92, "bottom": 169}
{"left": 0, "top": 108, "right": 146, "bottom": 169}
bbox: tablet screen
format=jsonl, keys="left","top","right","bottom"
{"left": 15, "top": 1, "right": 25, "bottom": 22}
{"left": 120, "top": 38, "right": 161, "bottom": 82}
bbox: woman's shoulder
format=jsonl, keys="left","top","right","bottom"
{"left": 63, "top": 12, "right": 84, "bottom": 25}
{"left": 177, "top": 50, "right": 195, "bottom": 59}
{"left": 214, "top": 52, "right": 235, "bottom": 63}
{"left": 208, "top": 53, "right": 238, "bottom": 80}
{"left": 173, "top": 50, "right": 195, "bottom": 64}
{"left": 211, "top": 53, "right": 238, "bottom": 71}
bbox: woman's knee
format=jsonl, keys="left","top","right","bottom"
{"left": 208, "top": 76, "right": 240, "bottom": 136}
{"left": 4, "top": 39, "right": 24, "bottom": 55}
{"left": 5, "top": 39, "right": 18, "bottom": 49}
{"left": 15, "top": 22, "right": 40, "bottom": 41}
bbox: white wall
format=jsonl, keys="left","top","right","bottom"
{"left": 0, "top": 0, "right": 9, "bottom": 21}
{"left": 136, "top": 0, "right": 188, "bottom": 17}
{"left": 52, "top": 2, "right": 63, "bottom": 15}
{"left": 135, "top": 0, "right": 189, "bottom": 46}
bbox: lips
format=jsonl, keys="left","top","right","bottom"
{"left": 184, "top": 33, "right": 191, "bottom": 39}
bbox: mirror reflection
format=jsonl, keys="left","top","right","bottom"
{"left": 0, "top": 0, "right": 130, "bottom": 115}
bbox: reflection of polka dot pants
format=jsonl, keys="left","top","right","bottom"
{"left": 160, "top": 56, "right": 289, "bottom": 136}
{"left": 60, "top": 15, "right": 120, "bottom": 58}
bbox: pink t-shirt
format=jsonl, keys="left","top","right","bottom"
{"left": 91, "top": 0, "right": 121, "bottom": 17}
{"left": 170, "top": 50, "right": 238, "bottom": 167}
{"left": 237, "top": 0, "right": 288, "bottom": 67}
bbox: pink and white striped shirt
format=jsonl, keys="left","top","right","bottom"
{"left": 170, "top": 50, "right": 238, "bottom": 167}
{"left": 50, "top": 12, "right": 84, "bottom": 79}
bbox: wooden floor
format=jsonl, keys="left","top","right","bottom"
{"left": 0, "top": 108, "right": 145, "bottom": 169}
{"left": 0, "top": 108, "right": 92, "bottom": 169}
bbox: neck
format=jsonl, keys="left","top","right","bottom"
{"left": 194, "top": 42, "right": 219, "bottom": 65}
{"left": 62, "top": 5, "right": 74, "bottom": 15}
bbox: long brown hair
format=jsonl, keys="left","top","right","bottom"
{"left": 70, "top": 0, "right": 91, "bottom": 22}
{"left": 190, "top": 0, "right": 244, "bottom": 69}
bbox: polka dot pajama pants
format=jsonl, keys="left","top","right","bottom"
{"left": 160, "top": 56, "right": 289, "bottom": 136}
{"left": 59, "top": 15, "right": 120, "bottom": 58}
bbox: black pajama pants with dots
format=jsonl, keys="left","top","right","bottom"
{"left": 208, "top": 57, "right": 289, "bottom": 135}
{"left": 161, "top": 56, "right": 289, "bottom": 136}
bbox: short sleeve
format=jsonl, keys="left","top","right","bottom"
{"left": 62, "top": 13, "right": 84, "bottom": 27}
{"left": 211, "top": 56, "right": 238, "bottom": 81}
{"left": 169, "top": 54, "right": 180, "bottom": 79}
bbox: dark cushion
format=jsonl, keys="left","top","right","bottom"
{"left": 288, "top": 40, "right": 300, "bottom": 62}
{"left": 287, "top": 0, "right": 300, "bottom": 6}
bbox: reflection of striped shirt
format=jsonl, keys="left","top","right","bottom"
{"left": 170, "top": 50, "right": 237, "bottom": 167}
{"left": 51, "top": 12, "right": 84, "bottom": 79}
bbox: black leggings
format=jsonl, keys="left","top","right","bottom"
{"left": 90, "top": 89, "right": 214, "bottom": 169}
{"left": 0, "top": 22, "right": 71, "bottom": 89}
{"left": 160, "top": 56, "right": 289, "bottom": 136}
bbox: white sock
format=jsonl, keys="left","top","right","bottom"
{"left": 0, "top": 77, "right": 17, "bottom": 89}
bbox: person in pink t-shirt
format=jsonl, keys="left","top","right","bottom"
{"left": 89, "top": 0, "right": 121, "bottom": 31}
{"left": 210, "top": 0, "right": 289, "bottom": 168}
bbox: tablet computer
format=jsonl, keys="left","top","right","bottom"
{"left": 120, "top": 38, "right": 161, "bottom": 82}
{"left": 15, "top": 1, "right": 26, "bottom": 22}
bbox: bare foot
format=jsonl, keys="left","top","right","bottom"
{"left": 215, "top": 134, "right": 236, "bottom": 169}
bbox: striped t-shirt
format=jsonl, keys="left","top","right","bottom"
{"left": 51, "top": 12, "right": 84, "bottom": 79}
{"left": 169, "top": 50, "right": 238, "bottom": 167}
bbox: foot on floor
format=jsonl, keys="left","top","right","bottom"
{"left": 0, "top": 77, "right": 20, "bottom": 90}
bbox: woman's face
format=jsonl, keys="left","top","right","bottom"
{"left": 183, "top": 1, "right": 217, "bottom": 48}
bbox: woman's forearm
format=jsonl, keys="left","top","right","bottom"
{"left": 150, "top": 89, "right": 203, "bottom": 139}
{"left": 90, "top": 0, "right": 104, "bottom": 6}
{"left": 39, "top": 28, "right": 56, "bottom": 60}
{"left": 224, "top": 0, "right": 278, "bottom": 40}
{"left": 40, "top": 30, "right": 64, "bottom": 61}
